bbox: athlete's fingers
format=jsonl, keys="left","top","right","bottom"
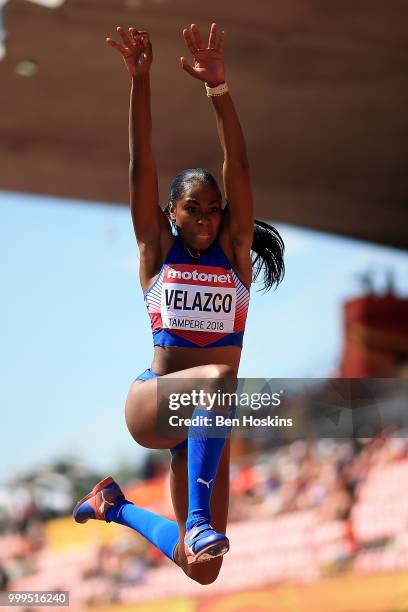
{"left": 117, "top": 26, "right": 132, "bottom": 48}
{"left": 129, "top": 29, "right": 143, "bottom": 49}
{"left": 143, "top": 38, "right": 153, "bottom": 56}
{"left": 132, "top": 29, "right": 149, "bottom": 39}
{"left": 208, "top": 22, "right": 217, "bottom": 49}
{"left": 131, "top": 29, "right": 151, "bottom": 52}
{"left": 129, "top": 27, "right": 139, "bottom": 41}
{"left": 183, "top": 28, "right": 197, "bottom": 55}
{"left": 217, "top": 30, "right": 225, "bottom": 53}
{"left": 106, "top": 37, "right": 125, "bottom": 54}
{"left": 191, "top": 23, "right": 205, "bottom": 50}
{"left": 180, "top": 57, "right": 197, "bottom": 78}
{"left": 140, "top": 32, "right": 152, "bottom": 50}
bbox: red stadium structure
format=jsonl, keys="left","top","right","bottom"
{"left": 339, "top": 293, "right": 408, "bottom": 377}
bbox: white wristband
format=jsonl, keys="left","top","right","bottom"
{"left": 205, "top": 82, "right": 229, "bottom": 97}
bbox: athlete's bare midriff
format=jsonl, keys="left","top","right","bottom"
{"left": 150, "top": 345, "right": 242, "bottom": 376}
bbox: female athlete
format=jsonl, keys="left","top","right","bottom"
{"left": 73, "top": 22, "right": 284, "bottom": 585}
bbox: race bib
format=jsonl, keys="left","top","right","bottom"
{"left": 161, "top": 264, "right": 237, "bottom": 334}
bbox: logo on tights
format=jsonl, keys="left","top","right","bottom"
{"left": 197, "top": 478, "right": 214, "bottom": 489}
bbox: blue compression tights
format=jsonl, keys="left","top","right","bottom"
{"left": 105, "top": 406, "right": 230, "bottom": 559}
{"left": 106, "top": 503, "right": 179, "bottom": 562}
{"left": 186, "top": 406, "right": 230, "bottom": 531}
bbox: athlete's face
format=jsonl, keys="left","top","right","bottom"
{"left": 170, "top": 182, "right": 223, "bottom": 251}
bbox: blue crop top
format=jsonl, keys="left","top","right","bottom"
{"left": 144, "top": 234, "right": 250, "bottom": 348}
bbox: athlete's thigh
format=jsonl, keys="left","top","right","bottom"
{"left": 125, "top": 364, "right": 233, "bottom": 449}
{"left": 124, "top": 377, "right": 184, "bottom": 449}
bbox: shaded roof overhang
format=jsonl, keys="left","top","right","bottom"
{"left": 1, "top": 0, "right": 407, "bottom": 248}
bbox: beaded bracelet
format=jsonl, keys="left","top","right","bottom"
{"left": 205, "top": 82, "right": 229, "bottom": 97}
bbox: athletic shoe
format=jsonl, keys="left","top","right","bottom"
{"left": 184, "top": 521, "right": 230, "bottom": 564}
{"left": 73, "top": 475, "right": 126, "bottom": 524}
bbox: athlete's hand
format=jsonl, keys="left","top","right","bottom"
{"left": 106, "top": 27, "right": 153, "bottom": 77}
{"left": 180, "top": 23, "right": 225, "bottom": 87}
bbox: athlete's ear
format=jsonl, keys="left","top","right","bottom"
{"left": 169, "top": 201, "right": 176, "bottom": 221}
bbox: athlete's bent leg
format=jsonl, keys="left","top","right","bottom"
{"left": 72, "top": 476, "right": 179, "bottom": 562}
{"left": 170, "top": 440, "right": 230, "bottom": 584}
{"left": 123, "top": 363, "right": 235, "bottom": 578}
{"left": 124, "top": 363, "right": 235, "bottom": 449}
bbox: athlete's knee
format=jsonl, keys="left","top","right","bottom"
{"left": 202, "top": 364, "right": 237, "bottom": 396}
{"left": 174, "top": 544, "right": 223, "bottom": 584}
{"left": 200, "top": 364, "right": 237, "bottom": 412}
{"left": 124, "top": 392, "right": 142, "bottom": 442}
{"left": 193, "top": 573, "right": 219, "bottom": 585}
{"left": 124, "top": 384, "right": 155, "bottom": 447}
{"left": 187, "top": 561, "right": 222, "bottom": 585}
{"left": 205, "top": 363, "right": 236, "bottom": 381}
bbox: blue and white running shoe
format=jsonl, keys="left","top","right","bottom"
{"left": 184, "top": 521, "right": 229, "bottom": 564}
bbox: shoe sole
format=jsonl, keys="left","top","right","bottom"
{"left": 186, "top": 537, "right": 230, "bottom": 565}
{"left": 72, "top": 475, "right": 114, "bottom": 523}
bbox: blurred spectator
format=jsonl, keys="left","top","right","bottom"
{"left": 0, "top": 563, "right": 9, "bottom": 591}
{"left": 1, "top": 430, "right": 408, "bottom": 605}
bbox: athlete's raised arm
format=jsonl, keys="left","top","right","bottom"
{"left": 106, "top": 27, "right": 171, "bottom": 250}
{"left": 180, "top": 23, "right": 254, "bottom": 253}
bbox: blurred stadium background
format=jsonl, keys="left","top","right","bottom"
{"left": 1, "top": 0, "right": 408, "bottom": 610}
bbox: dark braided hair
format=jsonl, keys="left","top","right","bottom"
{"left": 164, "top": 168, "right": 285, "bottom": 292}
{"left": 251, "top": 218, "right": 285, "bottom": 292}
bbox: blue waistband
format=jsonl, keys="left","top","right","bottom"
{"left": 152, "top": 329, "right": 244, "bottom": 348}
{"left": 134, "top": 368, "right": 159, "bottom": 382}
